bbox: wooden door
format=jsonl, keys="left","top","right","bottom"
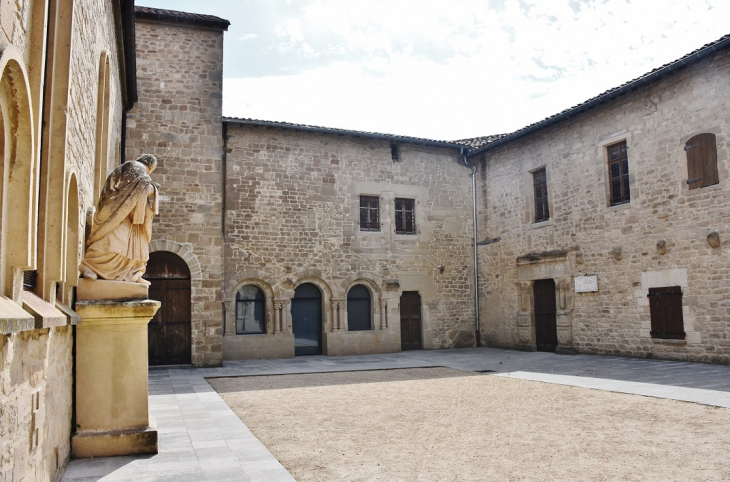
{"left": 292, "top": 283, "right": 322, "bottom": 356}
{"left": 533, "top": 279, "right": 558, "bottom": 352}
{"left": 144, "top": 251, "right": 191, "bottom": 366}
{"left": 400, "top": 291, "right": 422, "bottom": 351}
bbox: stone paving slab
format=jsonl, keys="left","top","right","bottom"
{"left": 61, "top": 347, "right": 730, "bottom": 481}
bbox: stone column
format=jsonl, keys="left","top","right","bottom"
{"left": 379, "top": 300, "right": 388, "bottom": 329}
{"left": 338, "top": 300, "right": 346, "bottom": 331}
{"left": 274, "top": 302, "right": 282, "bottom": 333}
{"left": 555, "top": 277, "right": 577, "bottom": 354}
{"left": 71, "top": 299, "right": 160, "bottom": 458}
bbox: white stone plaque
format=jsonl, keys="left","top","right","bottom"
{"left": 574, "top": 275, "right": 598, "bottom": 293}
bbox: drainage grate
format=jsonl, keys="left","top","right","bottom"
{"left": 474, "top": 369, "right": 497, "bottom": 373}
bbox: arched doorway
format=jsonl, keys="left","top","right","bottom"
{"left": 292, "top": 283, "right": 322, "bottom": 356}
{"left": 144, "top": 251, "right": 192, "bottom": 365}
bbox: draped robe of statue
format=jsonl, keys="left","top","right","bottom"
{"left": 79, "top": 156, "right": 159, "bottom": 285}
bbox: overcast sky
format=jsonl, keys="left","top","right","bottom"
{"left": 138, "top": 0, "right": 730, "bottom": 140}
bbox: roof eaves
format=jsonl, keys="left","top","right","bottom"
{"left": 467, "top": 33, "right": 730, "bottom": 157}
{"left": 135, "top": 6, "right": 230, "bottom": 31}
{"left": 223, "top": 117, "right": 469, "bottom": 150}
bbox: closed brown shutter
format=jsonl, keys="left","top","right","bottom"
{"left": 648, "top": 286, "right": 685, "bottom": 340}
{"left": 685, "top": 133, "right": 718, "bottom": 189}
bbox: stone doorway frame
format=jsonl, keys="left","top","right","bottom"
{"left": 516, "top": 250, "right": 576, "bottom": 353}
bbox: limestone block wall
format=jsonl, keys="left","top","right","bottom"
{"left": 476, "top": 50, "right": 730, "bottom": 363}
{"left": 223, "top": 124, "right": 476, "bottom": 356}
{"left": 0, "top": 0, "right": 126, "bottom": 480}
{"left": 126, "top": 18, "right": 225, "bottom": 367}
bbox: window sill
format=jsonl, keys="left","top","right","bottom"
{"left": 528, "top": 219, "right": 552, "bottom": 229}
{"left": 651, "top": 338, "right": 687, "bottom": 346}
{"left": 23, "top": 291, "right": 67, "bottom": 329}
{"left": 606, "top": 201, "right": 631, "bottom": 212}
{"left": 0, "top": 295, "right": 35, "bottom": 334}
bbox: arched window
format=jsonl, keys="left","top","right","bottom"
{"left": 347, "top": 284, "right": 372, "bottom": 331}
{"left": 236, "top": 285, "right": 265, "bottom": 335}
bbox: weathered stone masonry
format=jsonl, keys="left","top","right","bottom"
{"left": 222, "top": 123, "right": 477, "bottom": 358}
{"left": 126, "top": 13, "right": 227, "bottom": 367}
{"left": 476, "top": 49, "right": 730, "bottom": 363}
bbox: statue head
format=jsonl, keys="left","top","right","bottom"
{"left": 136, "top": 154, "right": 158, "bottom": 174}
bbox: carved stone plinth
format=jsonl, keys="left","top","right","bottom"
{"left": 71, "top": 299, "right": 160, "bottom": 458}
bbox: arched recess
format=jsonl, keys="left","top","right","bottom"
{"left": 93, "top": 53, "right": 111, "bottom": 204}
{"left": 59, "top": 172, "right": 79, "bottom": 304}
{"left": 341, "top": 273, "right": 383, "bottom": 331}
{"left": 292, "top": 282, "right": 323, "bottom": 356}
{"left": 148, "top": 239, "right": 202, "bottom": 281}
{"left": 37, "top": 0, "right": 75, "bottom": 301}
{"left": 225, "top": 278, "right": 275, "bottom": 335}
{"left": 0, "top": 50, "right": 36, "bottom": 301}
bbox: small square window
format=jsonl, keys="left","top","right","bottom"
{"left": 359, "top": 196, "right": 379, "bottom": 231}
{"left": 395, "top": 198, "right": 415, "bottom": 234}
{"left": 607, "top": 141, "right": 630, "bottom": 205}
{"left": 391, "top": 143, "right": 400, "bottom": 161}
{"left": 532, "top": 168, "right": 549, "bottom": 222}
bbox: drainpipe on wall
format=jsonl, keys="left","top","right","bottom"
{"left": 459, "top": 147, "right": 481, "bottom": 347}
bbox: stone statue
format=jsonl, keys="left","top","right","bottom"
{"left": 79, "top": 154, "right": 159, "bottom": 286}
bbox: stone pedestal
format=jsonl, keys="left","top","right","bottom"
{"left": 71, "top": 299, "right": 161, "bottom": 458}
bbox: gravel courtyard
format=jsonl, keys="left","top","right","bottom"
{"left": 209, "top": 367, "right": 730, "bottom": 481}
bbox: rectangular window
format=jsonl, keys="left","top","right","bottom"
{"left": 359, "top": 196, "right": 380, "bottom": 231}
{"left": 685, "top": 133, "right": 719, "bottom": 189}
{"left": 608, "top": 141, "right": 630, "bottom": 205}
{"left": 395, "top": 198, "right": 415, "bottom": 234}
{"left": 648, "top": 286, "right": 685, "bottom": 340}
{"left": 391, "top": 143, "right": 400, "bottom": 161}
{"left": 532, "top": 168, "right": 549, "bottom": 222}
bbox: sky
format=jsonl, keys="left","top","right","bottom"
{"left": 137, "top": 0, "right": 730, "bottom": 141}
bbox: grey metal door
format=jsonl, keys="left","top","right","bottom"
{"left": 292, "top": 283, "right": 322, "bottom": 356}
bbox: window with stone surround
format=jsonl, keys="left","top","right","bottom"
{"left": 685, "top": 133, "right": 719, "bottom": 190}
{"left": 236, "top": 285, "right": 265, "bottom": 335}
{"left": 347, "top": 285, "right": 372, "bottom": 331}
{"left": 395, "top": 198, "right": 416, "bottom": 234}
{"left": 359, "top": 195, "right": 380, "bottom": 231}
{"left": 607, "top": 140, "right": 630, "bottom": 205}
{"left": 532, "top": 167, "right": 549, "bottom": 222}
{"left": 648, "top": 286, "right": 685, "bottom": 340}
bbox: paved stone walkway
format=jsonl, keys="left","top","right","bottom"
{"left": 61, "top": 348, "right": 730, "bottom": 481}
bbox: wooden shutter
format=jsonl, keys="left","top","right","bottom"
{"left": 648, "top": 286, "right": 685, "bottom": 340}
{"left": 685, "top": 133, "right": 718, "bottom": 189}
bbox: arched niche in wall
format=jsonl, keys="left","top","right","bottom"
{"left": 60, "top": 172, "right": 79, "bottom": 304}
{"left": 0, "top": 49, "right": 36, "bottom": 302}
{"left": 37, "top": 0, "right": 75, "bottom": 301}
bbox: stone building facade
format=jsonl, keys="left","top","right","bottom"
{"left": 131, "top": 7, "right": 730, "bottom": 367}
{"left": 0, "top": 0, "right": 135, "bottom": 480}
{"left": 126, "top": 8, "right": 229, "bottom": 367}
{"left": 221, "top": 122, "right": 476, "bottom": 359}
{"left": 472, "top": 40, "right": 730, "bottom": 364}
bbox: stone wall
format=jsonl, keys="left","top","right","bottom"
{"left": 223, "top": 124, "right": 476, "bottom": 357}
{"left": 476, "top": 50, "right": 730, "bottom": 363}
{"left": 0, "top": 0, "right": 126, "bottom": 480}
{"left": 126, "top": 18, "right": 226, "bottom": 367}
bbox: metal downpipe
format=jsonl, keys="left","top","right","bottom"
{"left": 459, "top": 148, "right": 481, "bottom": 347}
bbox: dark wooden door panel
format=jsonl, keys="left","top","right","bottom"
{"left": 533, "top": 279, "right": 557, "bottom": 352}
{"left": 144, "top": 252, "right": 192, "bottom": 366}
{"left": 400, "top": 291, "right": 422, "bottom": 351}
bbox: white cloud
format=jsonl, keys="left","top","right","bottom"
{"left": 224, "top": 0, "right": 730, "bottom": 139}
